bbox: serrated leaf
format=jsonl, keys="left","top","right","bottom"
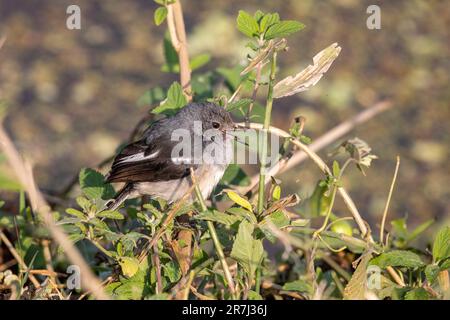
{"left": 265, "top": 20, "right": 304, "bottom": 40}
{"left": 370, "top": 250, "right": 424, "bottom": 269}
{"left": 259, "top": 13, "right": 280, "bottom": 34}
{"left": 425, "top": 264, "right": 440, "bottom": 284}
{"left": 79, "top": 168, "right": 114, "bottom": 200}
{"left": 224, "top": 189, "right": 253, "bottom": 212}
{"left": 226, "top": 207, "right": 258, "bottom": 224}
{"left": 273, "top": 43, "right": 341, "bottom": 98}
{"left": 68, "top": 233, "right": 85, "bottom": 244}
{"left": 248, "top": 290, "right": 263, "bottom": 300}
{"left": 96, "top": 210, "right": 124, "bottom": 220}
{"left": 236, "top": 10, "right": 259, "bottom": 38}
{"left": 220, "top": 164, "right": 250, "bottom": 186}
{"left": 344, "top": 251, "right": 373, "bottom": 300}
{"left": 119, "top": 257, "right": 140, "bottom": 277}
{"left": 152, "top": 82, "right": 187, "bottom": 116}
{"left": 231, "top": 220, "right": 263, "bottom": 282}
{"left": 432, "top": 226, "right": 450, "bottom": 263}
{"left": 154, "top": 6, "right": 168, "bottom": 26}
{"left": 194, "top": 210, "right": 241, "bottom": 226}
{"left": 162, "top": 260, "right": 181, "bottom": 282}
{"left": 282, "top": 279, "right": 312, "bottom": 294}
{"left": 404, "top": 288, "right": 430, "bottom": 300}
{"left": 65, "top": 208, "right": 85, "bottom": 219}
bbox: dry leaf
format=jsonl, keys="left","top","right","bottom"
{"left": 343, "top": 250, "right": 373, "bottom": 300}
{"left": 273, "top": 43, "right": 341, "bottom": 98}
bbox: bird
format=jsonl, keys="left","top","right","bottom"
{"left": 104, "top": 102, "right": 236, "bottom": 211}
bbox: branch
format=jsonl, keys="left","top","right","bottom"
{"left": 239, "top": 122, "right": 379, "bottom": 240}
{"left": 167, "top": 0, "right": 192, "bottom": 100}
{"left": 238, "top": 100, "right": 392, "bottom": 194}
{"left": 0, "top": 124, "right": 109, "bottom": 300}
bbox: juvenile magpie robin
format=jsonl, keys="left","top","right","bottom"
{"left": 105, "top": 102, "right": 235, "bottom": 210}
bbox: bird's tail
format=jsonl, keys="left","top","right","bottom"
{"left": 105, "top": 183, "right": 134, "bottom": 211}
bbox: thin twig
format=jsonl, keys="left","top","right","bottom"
{"left": 167, "top": 0, "right": 192, "bottom": 99}
{"left": 240, "top": 122, "right": 373, "bottom": 241}
{"left": 257, "top": 52, "right": 278, "bottom": 214}
{"left": 238, "top": 100, "right": 392, "bottom": 195}
{"left": 0, "top": 230, "right": 41, "bottom": 288}
{"left": 379, "top": 156, "right": 400, "bottom": 245}
{"left": 387, "top": 266, "right": 405, "bottom": 287}
{"left": 189, "top": 168, "right": 237, "bottom": 298}
{"left": 0, "top": 124, "right": 109, "bottom": 299}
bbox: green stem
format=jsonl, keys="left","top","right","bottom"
{"left": 191, "top": 171, "right": 237, "bottom": 299}
{"left": 254, "top": 267, "right": 261, "bottom": 294}
{"left": 313, "top": 181, "right": 338, "bottom": 241}
{"left": 257, "top": 51, "right": 278, "bottom": 214}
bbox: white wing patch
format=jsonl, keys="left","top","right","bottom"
{"left": 117, "top": 150, "right": 160, "bottom": 164}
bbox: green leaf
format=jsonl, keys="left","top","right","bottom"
{"left": 162, "top": 260, "right": 181, "bottom": 282}
{"left": 425, "top": 264, "right": 440, "bottom": 284}
{"left": 226, "top": 98, "right": 253, "bottom": 112}
{"left": 68, "top": 233, "right": 85, "bottom": 244}
{"left": 154, "top": 6, "right": 168, "bottom": 26}
{"left": 189, "top": 54, "right": 210, "bottom": 71}
{"left": 96, "top": 210, "right": 124, "bottom": 220}
{"left": 152, "top": 82, "right": 187, "bottom": 116}
{"left": 79, "top": 168, "right": 114, "bottom": 200}
{"left": 282, "top": 279, "right": 312, "bottom": 294}
{"left": 65, "top": 208, "right": 85, "bottom": 220}
{"left": 370, "top": 250, "right": 425, "bottom": 269}
{"left": 231, "top": 220, "right": 264, "bottom": 282}
{"left": 137, "top": 87, "right": 165, "bottom": 108}
{"left": 194, "top": 210, "right": 241, "bottom": 226}
{"left": 226, "top": 207, "right": 257, "bottom": 225}
{"left": 161, "top": 35, "right": 178, "bottom": 73}
{"left": 264, "top": 20, "right": 305, "bottom": 40}
{"left": 404, "top": 288, "right": 430, "bottom": 300}
{"left": 105, "top": 260, "right": 150, "bottom": 299}
{"left": 408, "top": 219, "right": 434, "bottom": 243}
{"left": 220, "top": 164, "right": 250, "bottom": 186}
{"left": 259, "top": 13, "right": 280, "bottom": 34}
{"left": 332, "top": 160, "right": 340, "bottom": 178}
{"left": 225, "top": 190, "right": 253, "bottom": 212}
{"left": 432, "top": 226, "right": 450, "bottom": 263}
{"left": 247, "top": 290, "right": 263, "bottom": 300}
{"left": 308, "top": 180, "right": 331, "bottom": 217}
{"left": 440, "top": 258, "right": 450, "bottom": 270}
{"left": 236, "top": 10, "right": 259, "bottom": 38}
{"left": 119, "top": 257, "right": 140, "bottom": 277}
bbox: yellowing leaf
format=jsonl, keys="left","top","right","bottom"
{"left": 119, "top": 257, "right": 140, "bottom": 277}
{"left": 225, "top": 189, "right": 253, "bottom": 212}
{"left": 344, "top": 250, "right": 373, "bottom": 300}
{"left": 273, "top": 43, "right": 341, "bottom": 98}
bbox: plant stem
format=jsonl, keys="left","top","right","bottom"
{"left": 190, "top": 169, "right": 237, "bottom": 298}
{"left": 257, "top": 52, "right": 277, "bottom": 214}
{"left": 380, "top": 156, "right": 400, "bottom": 245}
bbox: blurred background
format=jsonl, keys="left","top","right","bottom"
{"left": 0, "top": 0, "right": 448, "bottom": 240}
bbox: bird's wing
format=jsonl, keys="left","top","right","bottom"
{"left": 106, "top": 134, "right": 197, "bottom": 183}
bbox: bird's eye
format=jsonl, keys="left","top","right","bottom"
{"left": 212, "top": 121, "right": 221, "bottom": 129}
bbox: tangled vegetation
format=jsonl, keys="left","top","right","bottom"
{"left": 0, "top": 2, "right": 448, "bottom": 300}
